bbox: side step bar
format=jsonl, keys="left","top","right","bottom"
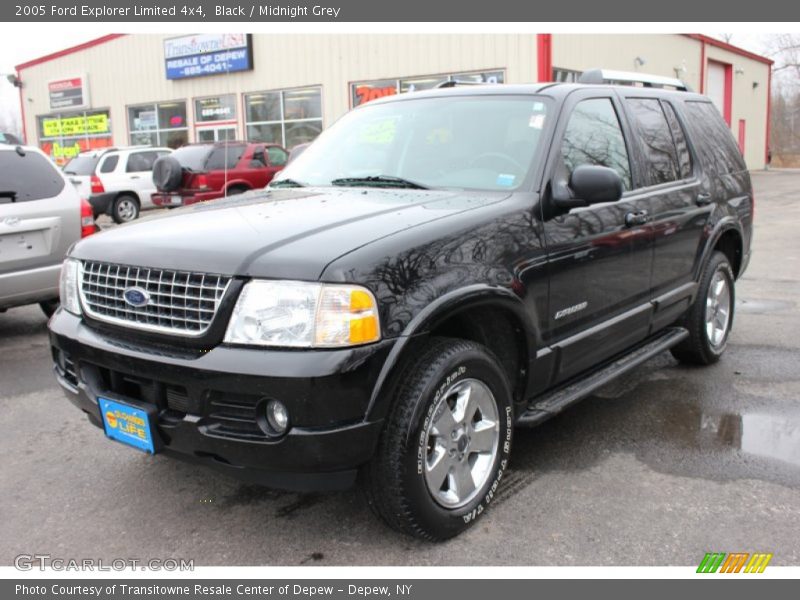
{"left": 517, "top": 327, "right": 689, "bottom": 427}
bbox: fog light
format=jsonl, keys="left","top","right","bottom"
{"left": 266, "top": 400, "right": 289, "bottom": 434}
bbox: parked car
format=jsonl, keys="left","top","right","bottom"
{"left": 63, "top": 146, "right": 172, "bottom": 224}
{"left": 1, "top": 145, "right": 95, "bottom": 317}
{"left": 49, "top": 81, "right": 752, "bottom": 540}
{"left": 151, "top": 141, "right": 288, "bottom": 207}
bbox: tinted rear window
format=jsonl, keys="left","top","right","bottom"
{"left": 626, "top": 98, "right": 680, "bottom": 185}
{"left": 63, "top": 155, "right": 99, "bottom": 176}
{"left": 0, "top": 150, "right": 65, "bottom": 203}
{"left": 683, "top": 101, "right": 746, "bottom": 175}
{"left": 206, "top": 144, "right": 247, "bottom": 170}
{"left": 171, "top": 145, "right": 213, "bottom": 171}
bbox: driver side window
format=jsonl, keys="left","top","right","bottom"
{"left": 561, "top": 98, "right": 632, "bottom": 190}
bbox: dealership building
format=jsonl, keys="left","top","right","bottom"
{"left": 14, "top": 33, "right": 773, "bottom": 169}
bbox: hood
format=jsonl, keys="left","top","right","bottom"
{"left": 72, "top": 188, "right": 508, "bottom": 280}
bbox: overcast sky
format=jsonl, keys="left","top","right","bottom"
{"left": 0, "top": 31, "right": 775, "bottom": 137}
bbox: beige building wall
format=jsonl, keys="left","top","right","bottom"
{"left": 19, "top": 33, "right": 538, "bottom": 145}
{"left": 552, "top": 34, "right": 703, "bottom": 90}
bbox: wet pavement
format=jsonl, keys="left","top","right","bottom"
{"left": 1, "top": 171, "right": 798, "bottom": 566}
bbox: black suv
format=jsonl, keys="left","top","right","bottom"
{"left": 49, "top": 83, "right": 752, "bottom": 540}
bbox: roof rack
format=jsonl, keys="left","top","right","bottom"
{"left": 578, "top": 69, "right": 691, "bottom": 92}
{"left": 435, "top": 80, "right": 487, "bottom": 89}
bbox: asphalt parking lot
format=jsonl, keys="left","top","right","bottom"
{"left": 1, "top": 171, "right": 798, "bottom": 566}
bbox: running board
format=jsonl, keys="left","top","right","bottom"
{"left": 517, "top": 327, "right": 689, "bottom": 427}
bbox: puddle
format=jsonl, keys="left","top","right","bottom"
{"left": 700, "top": 411, "right": 800, "bottom": 467}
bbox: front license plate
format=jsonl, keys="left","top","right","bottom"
{"left": 98, "top": 397, "right": 157, "bottom": 454}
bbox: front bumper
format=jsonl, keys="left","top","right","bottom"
{"left": 49, "top": 309, "right": 393, "bottom": 491}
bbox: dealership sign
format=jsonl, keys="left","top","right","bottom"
{"left": 164, "top": 33, "right": 253, "bottom": 80}
{"left": 48, "top": 75, "right": 89, "bottom": 110}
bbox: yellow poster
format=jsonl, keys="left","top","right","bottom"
{"left": 42, "top": 113, "right": 109, "bottom": 137}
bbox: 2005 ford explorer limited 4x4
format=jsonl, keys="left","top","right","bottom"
{"left": 50, "top": 81, "right": 752, "bottom": 540}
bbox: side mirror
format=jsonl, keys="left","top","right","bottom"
{"left": 553, "top": 165, "right": 624, "bottom": 210}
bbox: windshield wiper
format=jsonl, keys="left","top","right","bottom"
{"left": 270, "top": 178, "right": 307, "bottom": 188}
{"left": 0, "top": 191, "right": 18, "bottom": 203}
{"left": 330, "top": 175, "right": 429, "bottom": 190}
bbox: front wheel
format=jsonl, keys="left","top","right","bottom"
{"left": 364, "top": 337, "right": 513, "bottom": 540}
{"left": 671, "top": 251, "right": 735, "bottom": 365}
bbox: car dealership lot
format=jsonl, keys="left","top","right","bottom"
{"left": 1, "top": 171, "right": 798, "bottom": 566}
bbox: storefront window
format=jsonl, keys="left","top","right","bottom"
{"left": 37, "top": 110, "right": 113, "bottom": 166}
{"left": 128, "top": 101, "right": 189, "bottom": 148}
{"left": 352, "top": 70, "right": 505, "bottom": 107}
{"left": 244, "top": 87, "right": 322, "bottom": 149}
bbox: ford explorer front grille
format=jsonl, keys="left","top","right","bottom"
{"left": 79, "top": 261, "right": 232, "bottom": 337}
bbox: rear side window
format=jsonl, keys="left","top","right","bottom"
{"left": 662, "top": 102, "right": 693, "bottom": 179}
{"left": 63, "top": 155, "right": 99, "bottom": 176}
{"left": 683, "top": 101, "right": 746, "bottom": 175}
{"left": 99, "top": 155, "right": 119, "bottom": 173}
{"left": 126, "top": 151, "right": 160, "bottom": 172}
{"left": 0, "top": 150, "right": 65, "bottom": 203}
{"left": 561, "top": 98, "right": 632, "bottom": 190}
{"left": 626, "top": 98, "right": 680, "bottom": 185}
{"left": 206, "top": 144, "right": 247, "bottom": 170}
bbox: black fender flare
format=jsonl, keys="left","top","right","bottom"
{"left": 695, "top": 217, "right": 744, "bottom": 281}
{"left": 364, "top": 284, "right": 538, "bottom": 422}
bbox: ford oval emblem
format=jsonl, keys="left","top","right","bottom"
{"left": 123, "top": 287, "right": 150, "bottom": 308}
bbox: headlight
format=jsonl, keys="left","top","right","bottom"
{"left": 224, "top": 280, "right": 380, "bottom": 348}
{"left": 59, "top": 258, "right": 81, "bottom": 315}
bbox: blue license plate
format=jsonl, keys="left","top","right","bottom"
{"left": 98, "top": 397, "right": 156, "bottom": 454}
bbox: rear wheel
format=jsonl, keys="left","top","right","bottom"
{"left": 226, "top": 186, "right": 248, "bottom": 196}
{"left": 364, "top": 337, "right": 513, "bottom": 540}
{"left": 671, "top": 251, "right": 735, "bottom": 365}
{"left": 112, "top": 194, "right": 140, "bottom": 224}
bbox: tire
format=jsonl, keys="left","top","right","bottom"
{"left": 152, "top": 155, "right": 184, "bottom": 192}
{"left": 112, "top": 194, "right": 140, "bottom": 224}
{"left": 671, "top": 251, "right": 735, "bottom": 365}
{"left": 39, "top": 299, "right": 59, "bottom": 318}
{"left": 364, "top": 337, "right": 513, "bottom": 541}
{"left": 226, "top": 186, "right": 248, "bottom": 196}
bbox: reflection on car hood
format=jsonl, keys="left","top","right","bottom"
{"left": 72, "top": 188, "right": 508, "bottom": 280}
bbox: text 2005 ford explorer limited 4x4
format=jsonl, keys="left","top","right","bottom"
{"left": 50, "top": 83, "right": 752, "bottom": 540}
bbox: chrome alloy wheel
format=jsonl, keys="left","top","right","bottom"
{"left": 705, "top": 270, "right": 732, "bottom": 348}
{"left": 423, "top": 378, "right": 500, "bottom": 509}
{"left": 117, "top": 198, "right": 137, "bottom": 221}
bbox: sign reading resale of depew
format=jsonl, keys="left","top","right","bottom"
{"left": 163, "top": 33, "right": 253, "bottom": 80}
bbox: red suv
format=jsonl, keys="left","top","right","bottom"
{"left": 152, "top": 141, "right": 287, "bottom": 207}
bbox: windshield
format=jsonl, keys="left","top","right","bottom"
{"left": 272, "top": 95, "right": 550, "bottom": 191}
{"left": 63, "top": 155, "right": 99, "bottom": 176}
{"left": 0, "top": 150, "right": 65, "bottom": 203}
{"left": 171, "top": 145, "right": 214, "bottom": 171}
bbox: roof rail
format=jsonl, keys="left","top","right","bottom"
{"left": 578, "top": 69, "right": 691, "bottom": 92}
{"left": 435, "top": 80, "right": 487, "bottom": 89}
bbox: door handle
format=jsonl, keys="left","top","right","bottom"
{"left": 129, "top": 175, "right": 140, "bottom": 180}
{"left": 696, "top": 192, "right": 713, "bottom": 206}
{"left": 624, "top": 210, "right": 649, "bottom": 227}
